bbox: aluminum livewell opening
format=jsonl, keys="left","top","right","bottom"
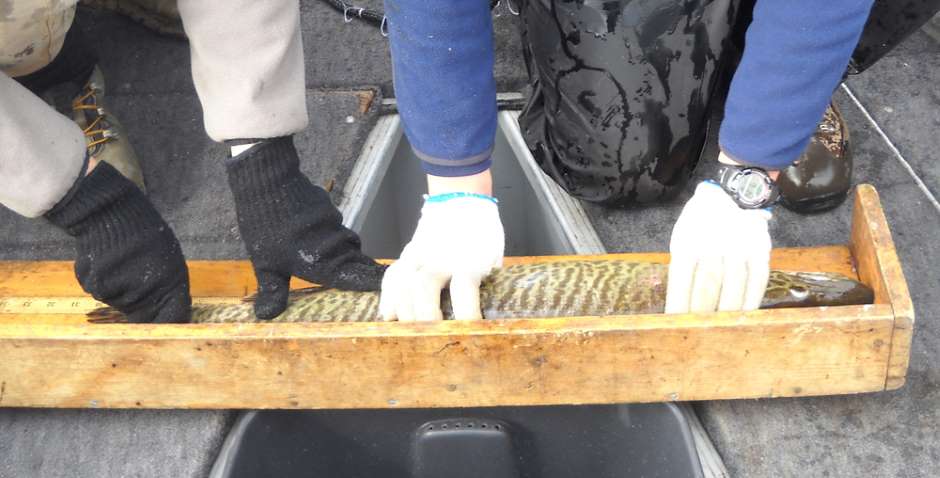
{"left": 343, "top": 112, "right": 602, "bottom": 258}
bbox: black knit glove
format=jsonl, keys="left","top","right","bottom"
{"left": 225, "top": 136, "right": 386, "bottom": 320}
{"left": 45, "top": 162, "right": 192, "bottom": 323}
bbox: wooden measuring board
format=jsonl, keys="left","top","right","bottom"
{"left": 0, "top": 185, "right": 913, "bottom": 410}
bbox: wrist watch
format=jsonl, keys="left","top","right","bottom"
{"left": 714, "top": 164, "right": 780, "bottom": 209}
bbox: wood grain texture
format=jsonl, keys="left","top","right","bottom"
{"left": 849, "top": 184, "right": 914, "bottom": 390}
{"left": 0, "top": 247, "right": 857, "bottom": 298}
{"left": 0, "top": 305, "right": 893, "bottom": 409}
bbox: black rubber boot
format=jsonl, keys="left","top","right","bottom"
{"left": 777, "top": 101, "right": 853, "bottom": 214}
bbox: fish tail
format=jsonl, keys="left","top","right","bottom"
{"left": 86, "top": 306, "right": 129, "bottom": 324}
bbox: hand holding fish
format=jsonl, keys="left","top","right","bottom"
{"left": 666, "top": 180, "right": 773, "bottom": 313}
{"left": 225, "top": 136, "right": 386, "bottom": 320}
{"left": 46, "top": 161, "right": 192, "bottom": 323}
{"left": 380, "top": 191, "right": 504, "bottom": 322}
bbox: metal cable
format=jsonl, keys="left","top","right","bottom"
{"left": 318, "top": 0, "right": 507, "bottom": 31}
{"left": 319, "top": 0, "right": 386, "bottom": 27}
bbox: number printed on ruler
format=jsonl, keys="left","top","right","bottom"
{"left": 0, "top": 297, "right": 105, "bottom": 314}
{"left": 0, "top": 297, "right": 241, "bottom": 314}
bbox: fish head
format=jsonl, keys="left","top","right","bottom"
{"left": 762, "top": 271, "right": 874, "bottom": 309}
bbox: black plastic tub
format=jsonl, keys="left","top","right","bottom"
{"left": 211, "top": 404, "right": 701, "bottom": 478}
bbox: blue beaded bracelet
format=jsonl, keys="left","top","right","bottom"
{"left": 423, "top": 192, "right": 499, "bottom": 205}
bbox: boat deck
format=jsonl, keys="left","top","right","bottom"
{"left": 1, "top": 4, "right": 937, "bottom": 477}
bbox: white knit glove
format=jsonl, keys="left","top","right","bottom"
{"left": 665, "top": 181, "right": 772, "bottom": 313}
{"left": 380, "top": 193, "right": 505, "bottom": 321}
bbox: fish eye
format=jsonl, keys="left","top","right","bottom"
{"left": 790, "top": 285, "right": 810, "bottom": 299}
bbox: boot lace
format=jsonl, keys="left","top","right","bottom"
{"left": 72, "top": 82, "right": 116, "bottom": 154}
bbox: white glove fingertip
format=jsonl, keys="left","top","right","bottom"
{"left": 412, "top": 270, "right": 447, "bottom": 322}
{"left": 743, "top": 258, "right": 771, "bottom": 311}
{"left": 392, "top": 263, "right": 418, "bottom": 322}
{"left": 449, "top": 274, "right": 484, "bottom": 321}
{"left": 379, "top": 297, "right": 397, "bottom": 321}
{"left": 665, "top": 255, "right": 696, "bottom": 314}
{"left": 379, "top": 264, "right": 401, "bottom": 321}
{"left": 397, "top": 296, "right": 416, "bottom": 322}
{"left": 717, "top": 259, "right": 748, "bottom": 312}
{"left": 689, "top": 256, "right": 723, "bottom": 313}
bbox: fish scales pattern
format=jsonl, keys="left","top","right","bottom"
{"left": 177, "top": 260, "right": 872, "bottom": 324}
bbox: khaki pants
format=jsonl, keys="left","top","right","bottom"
{"left": 0, "top": 0, "right": 308, "bottom": 217}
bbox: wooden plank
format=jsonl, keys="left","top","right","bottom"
{"left": 0, "top": 297, "right": 245, "bottom": 322}
{"left": 0, "top": 260, "right": 314, "bottom": 298}
{"left": 0, "top": 304, "right": 893, "bottom": 409}
{"left": 849, "top": 184, "right": 914, "bottom": 390}
{"left": 0, "top": 246, "right": 857, "bottom": 298}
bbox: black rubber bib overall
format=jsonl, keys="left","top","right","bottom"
{"left": 516, "top": 0, "right": 940, "bottom": 206}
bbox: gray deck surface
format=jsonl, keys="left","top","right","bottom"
{"left": 0, "top": 4, "right": 937, "bottom": 477}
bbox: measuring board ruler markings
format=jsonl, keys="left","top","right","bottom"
{"left": 0, "top": 297, "right": 243, "bottom": 315}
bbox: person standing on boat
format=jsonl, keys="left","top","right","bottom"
{"left": 0, "top": 0, "right": 383, "bottom": 323}
{"left": 377, "top": 0, "right": 878, "bottom": 320}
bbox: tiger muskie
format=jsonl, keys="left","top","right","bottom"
{"left": 90, "top": 260, "right": 874, "bottom": 323}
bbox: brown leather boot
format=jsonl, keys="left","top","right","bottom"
{"left": 777, "top": 101, "right": 852, "bottom": 214}
{"left": 72, "top": 66, "right": 147, "bottom": 191}
{"left": 80, "top": 0, "right": 184, "bottom": 38}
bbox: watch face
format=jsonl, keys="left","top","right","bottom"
{"left": 735, "top": 170, "right": 770, "bottom": 206}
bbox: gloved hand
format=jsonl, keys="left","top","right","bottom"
{"left": 665, "top": 181, "right": 772, "bottom": 313}
{"left": 45, "top": 161, "right": 192, "bottom": 323}
{"left": 225, "top": 136, "right": 386, "bottom": 320}
{"left": 380, "top": 193, "right": 505, "bottom": 321}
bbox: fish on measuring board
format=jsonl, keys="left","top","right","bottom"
{"left": 87, "top": 260, "right": 874, "bottom": 324}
